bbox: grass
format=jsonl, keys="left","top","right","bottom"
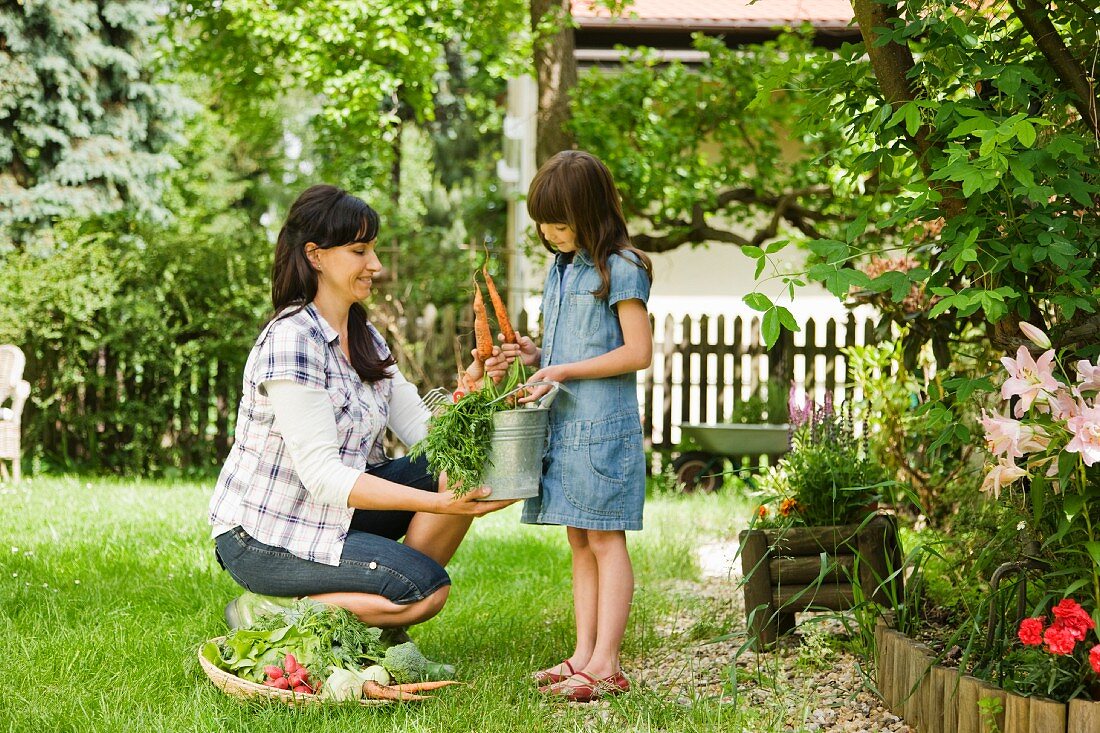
{"left": 0, "top": 475, "right": 770, "bottom": 732}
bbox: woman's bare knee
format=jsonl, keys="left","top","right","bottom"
{"left": 400, "top": 585, "right": 450, "bottom": 625}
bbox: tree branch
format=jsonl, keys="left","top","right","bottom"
{"left": 1006, "top": 0, "right": 1100, "bottom": 141}
{"left": 633, "top": 186, "right": 842, "bottom": 252}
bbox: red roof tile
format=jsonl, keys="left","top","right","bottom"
{"left": 572, "top": 0, "right": 856, "bottom": 28}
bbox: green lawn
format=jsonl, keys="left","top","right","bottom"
{"left": 0, "top": 477, "right": 764, "bottom": 732}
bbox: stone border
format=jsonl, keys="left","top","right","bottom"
{"left": 875, "top": 624, "right": 1100, "bottom": 733}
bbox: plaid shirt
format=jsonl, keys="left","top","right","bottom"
{"left": 209, "top": 304, "right": 392, "bottom": 566}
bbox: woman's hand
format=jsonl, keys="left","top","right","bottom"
{"left": 436, "top": 475, "right": 520, "bottom": 515}
{"left": 483, "top": 346, "right": 512, "bottom": 384}
{"left": 517, "top": 365, "right": 570, "bottom": 404}
{"left": 460, "top": 345, "right": 509, "bottom": 391}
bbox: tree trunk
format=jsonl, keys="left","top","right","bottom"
{"left": 849, "top": 0, "right": 964, "bottom": 217}
{"left": 530, "top": 0, "right": 577, "bottom": 165}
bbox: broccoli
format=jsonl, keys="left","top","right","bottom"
{"left": 381, "top": 641, "right": 456, "bottom": 683}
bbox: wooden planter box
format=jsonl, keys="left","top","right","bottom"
{"left": 738, "top": 513, "right": 902, "bottom": 649}
{"left": 875, "top": 624, "right": 1100, "bottom": 733}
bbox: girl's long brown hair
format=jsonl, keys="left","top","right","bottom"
{"left": 526, "top": 150, "right": 653, "bottom": 299}
{"left": 269, "top": 184, "right": 396, "bottom": 383}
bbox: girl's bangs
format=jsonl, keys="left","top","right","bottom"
{"left": 528, "top": 173, "right": 572, "bottom": 225}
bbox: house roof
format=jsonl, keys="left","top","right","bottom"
{"left": 572, "top": 0, "right": 856, "bottom": 31}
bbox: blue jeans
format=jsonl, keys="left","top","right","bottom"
{"left": 214, "top": 455, "right": 448, "bottom": 604}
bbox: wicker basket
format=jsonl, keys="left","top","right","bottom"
{"left": 198, "top": 636, "right": 389, "bottom": 706}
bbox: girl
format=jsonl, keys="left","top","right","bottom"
{"left": 514, "top": 151, "right": 654, "bottom": 702}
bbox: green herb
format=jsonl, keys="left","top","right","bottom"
{"left": 410, "top": 360, "right": 533, "bottom": 496}
{"left": 409, "top": 389, "right": 498, "bottom": 495}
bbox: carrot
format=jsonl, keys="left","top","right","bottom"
{"left": 387, "top": 680, "right": 462, "bottom": 693}
{"left": 362, "top": 680, "right": 429, "bottom": 701}
{"left": 473, "top": 282, "right": 493, "bottom": 361}
{"left": 482, "top": 266, "right": 517, "bottom": 344}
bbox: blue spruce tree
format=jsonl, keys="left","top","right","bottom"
{"left": 0, "top": 0, "right": 181, "bottom": 242}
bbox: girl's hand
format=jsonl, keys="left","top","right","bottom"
{"left": 518, "top": 365, "right": 569, "bottom": 404}
{"left": 505, "top": 334, "right": 540, "bottom": 367}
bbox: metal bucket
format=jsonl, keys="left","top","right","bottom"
{"left": 476, "top": 382, "right": 559, "bottom": 501}
{"left": 477, "top": 406, "right": 549, "bottom": 500}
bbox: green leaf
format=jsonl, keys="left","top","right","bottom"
{"left": 1085, "top": 542, "right": 1100, "bottom": 570}
{"left": 1015, "top": 120, "right": 1036, "bottom": 147}
{"left": 776, "top": 306, "right": 799, "bottom": 332}
{"left": 744, "top": 292, "right": 773, "bottom": 312}
{"left": 808, "top": 239, "right": 849, "bottom": 263}
{"left": 761, "top": 308, "right": 780, "bottom": 348}
{"left": 904, "top": 103, "right": 921, "bottom": 136}
{"left": 743, "top": 245, "right": 765, "bottom": 259}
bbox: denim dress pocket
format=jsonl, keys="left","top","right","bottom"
{"left": 561, "top": 414, "right": 639, "bottom": 517}
{"left": 568, "top": 293, "right": 605, "bottom": 340}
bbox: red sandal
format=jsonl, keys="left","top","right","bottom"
{"left": 545, "top": 671, "right": 630, "bottom": 702}
{"left": 532, "top": 659, "right": 575, "bottom": 685}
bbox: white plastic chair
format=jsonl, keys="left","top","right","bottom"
{"left": 0, "top": 345, "right": 30, "bottom": 482}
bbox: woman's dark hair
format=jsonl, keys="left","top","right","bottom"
{"left": 526, "top": 150, "right": 653, "bottom": 299}
{"left": 270, "top": 184, "right": 395, "bottom": 383}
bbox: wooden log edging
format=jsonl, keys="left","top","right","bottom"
{"left": 874, "top": 623, "right": 1098, "bottom": 732}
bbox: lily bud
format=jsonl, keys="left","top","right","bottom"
{"left": 1019, "top": 321, "right": 1051, "bottom": 350}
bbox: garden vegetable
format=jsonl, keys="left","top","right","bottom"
{"left": 360, "top": 664, "right": 391, "bottom": 685}
{"left": 389, "top": 680, "right": 460, "bottom": 692}
{"left": 473, "top": 283, "right": 493, "bottom": 361}
{"left": 362, "top": 680, "right": 429, "bottom": 701}
{"left": 408, "top": 390, "right": 496, "bottom": 495}
{"left": 319, "top": 668, "right": 364, "bottom": 701}
{"left": 381, "top": 641, "right": 455, "bottom": 684}
{"left": 482, "top": 267, "right": 516, "bottom": 344}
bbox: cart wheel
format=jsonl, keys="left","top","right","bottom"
{"left": 672, "top": 452, "right": 724, "bottom": 493}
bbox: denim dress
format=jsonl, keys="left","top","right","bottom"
{"left": 521, "top": 249, "right": 651, "bottom": 530}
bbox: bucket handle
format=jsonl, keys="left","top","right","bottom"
{"left": 489, "top": 380, "right": 561, "bottom": 409}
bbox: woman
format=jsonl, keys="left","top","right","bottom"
{"left": 209, "top": 184, "right": 516, "bottom": 635}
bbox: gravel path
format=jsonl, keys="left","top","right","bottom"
{"left": 612, "top": 539, "right": 915, "bottom": 732}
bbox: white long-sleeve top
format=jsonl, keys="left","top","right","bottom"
{"left": 211, "top": 369, "right": 431, "bottom": 539}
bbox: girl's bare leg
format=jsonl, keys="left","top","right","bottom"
{"left": 578, "top": 529, "right": 632, "bottom": 679}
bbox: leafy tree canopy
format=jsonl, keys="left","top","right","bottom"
{"left": 170, "top": 0, "right": 529, "bottom": 193}
{"left": 572, "top": 8, "right": 1099, "bottom": 364}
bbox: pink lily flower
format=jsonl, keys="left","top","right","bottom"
{"left": 1077, "top": 359, "right": 1100, "bottom": 393}
{"left": 980, "top": 457, "right": 1028, "bottom": 499}
{"left": 1019, "top": 321, "right": 1052, "bottom": 349}
{"left": 981, "top": 411, "right": 1050, "bottom": 459}
{"left": 1048, "top": 388, "right": 1080, "bottom": 422}
{"left": 1065, "top": 400, "right": 1100, "bottom": 467}
{"left": 1001, "top": 346, "right": 1060, "bottom": 417}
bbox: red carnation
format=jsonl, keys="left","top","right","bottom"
{"left": 1091, "top": 644, "right": 1100, "bottom": 675}
{"left": 1044, "top": 623, "right": 1078, "bottom": 656}
{"left": 1051, "top": 598, "right": 1096, "bottom": 642}
{"left": 1018, "top": 616, "right": 1045, "bottom": 647}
